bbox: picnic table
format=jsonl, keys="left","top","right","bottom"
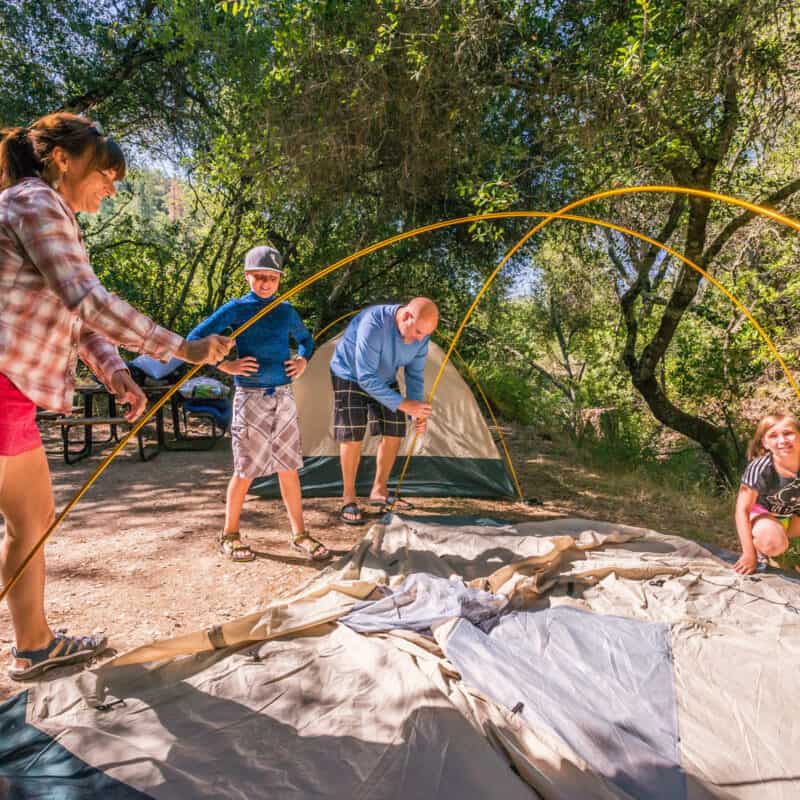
{"left": 144, "top": 384, "right": 225, "bottom": 453}
{"left": 57, "top": 382, "right": 161, "bottom": 464}
{"left": 51, "top": 382, "right": 225, "bottom": 464}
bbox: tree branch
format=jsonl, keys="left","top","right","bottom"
{"left": 648, "top": 194, "right": 687, "bottom": 291}
{"left": 701, "top": 177, "right": 800, "bottom": 267}
{"left": 711, "top": 61, "right": 741, "bottom": 164}
{"left": 83, "top": 196, "right": 135, "bottom": 239}
{"left": 89, "top": 238, "right": 167, "bottom": 256}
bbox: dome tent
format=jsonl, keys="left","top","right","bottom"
{"left": 251, "top": 335, "right": 517, "bottom": 500}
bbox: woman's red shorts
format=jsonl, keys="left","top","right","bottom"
{"left": 0, "top": 373, "right": 42, "bottom": 456}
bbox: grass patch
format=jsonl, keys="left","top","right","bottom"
{"left": 776, "top": 538, "right": 800, "bottom": 573}
{"left": 508, "top": 426, "right": 738, "bottom": 549}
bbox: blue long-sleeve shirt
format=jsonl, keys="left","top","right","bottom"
{"left": 329, "top": 304, "right": 428, "bottom": 412}
{"left": 187, "top": 292, "right": 314, "bottom": 389}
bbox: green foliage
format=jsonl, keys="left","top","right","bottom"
{"left": 579, "top": 427, "right": 720, "bottom": 496}
{"left": 2, "top": 0, "right": 800, "bottom": 490}
{"left": 469, "top": 364, "right": 540, "bottom": 427}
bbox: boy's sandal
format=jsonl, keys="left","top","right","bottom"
{"left": 291, "top": 532, "right": 332, "bottom": 562}
{"left": 339, "top": 502, "right": 364, "bottom": 525}
{"left": 9, "top": 630, "right": 108, "bottom": 681}
{"left": 219, "top": 532, "right": 256, "bottom": 562}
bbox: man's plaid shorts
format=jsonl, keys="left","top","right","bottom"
{"left": 331, "top": 371, "right": 407, "bottom": 442}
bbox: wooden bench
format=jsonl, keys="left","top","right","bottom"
{"left": 59, "top": 415, "right": 161, "bottom": 464}
{"left": 35, "top": 410, "right": 66, "bottom": 422}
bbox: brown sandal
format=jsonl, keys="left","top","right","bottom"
{"left": 291, "top": 532, "right": 331, "bottom": 562}
{"left": 219, "top": 532, "right": 256, "bottom": 562}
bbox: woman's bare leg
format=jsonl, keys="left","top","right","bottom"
{"left": 0, "top": 447, "right": 56, "bottom": 668}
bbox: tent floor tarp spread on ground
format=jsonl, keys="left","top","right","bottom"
{"left": 2, "top": 514, "right": 799, "bottom": 799}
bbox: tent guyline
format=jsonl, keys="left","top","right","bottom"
{"left": 1, "top": 186, "right": 798, "bottom": 603}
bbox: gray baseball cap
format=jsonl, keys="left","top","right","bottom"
{"left": 244, "top": 245, "right": 283, "bottom": 273}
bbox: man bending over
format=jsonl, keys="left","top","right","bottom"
{"left": 329, "top": 297, "right": 438, "bottom": 524}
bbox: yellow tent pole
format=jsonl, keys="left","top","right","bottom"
{"left": 435, "top": 190, "right": 800, "bottom": 406}
{"left": 389, "top": 197, "right": 800, "bottom": 504}
{"left": 3, "top": 187, "right": 798, "bottom": 601}
{"left": 1, "top": 215, "right": 490, "bottom": 604}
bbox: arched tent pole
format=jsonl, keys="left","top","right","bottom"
{"left": 316, "top": 310, "right": 359, "bottom": 341}
{"left": 2, "top": 189, "right": 798, "bottom": 601}
{"left": 315, "top": 309, "right": 525, "bottom": 501}
{"left": 389, "top": 197, "right": 800, "bottom": 505}
{"left": 1, "top": 216, "right": 492, "bottom": 604}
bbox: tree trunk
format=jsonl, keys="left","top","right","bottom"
{"left": 617, "top": 182, "right": 742, "bottom": 486}
{"left": 631, "top": 373, "right": 739, "bottom": 488}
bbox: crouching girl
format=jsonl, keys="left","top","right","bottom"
{"left": 734, "top": 412, "right": 800, "bottom": 574}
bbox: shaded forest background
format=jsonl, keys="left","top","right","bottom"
{"left": 3, "top": 0, "right": 799, "bottom": 490}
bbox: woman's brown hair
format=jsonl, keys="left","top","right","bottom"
{"left": 746, "top": 411, "right": 800, "bottom": 460}
{"left": 0, "top": 112, "right": 125, "bottom": 191}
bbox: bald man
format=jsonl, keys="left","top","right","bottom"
{"left": 329, "top": 298, "right": 438, "bottom": 523}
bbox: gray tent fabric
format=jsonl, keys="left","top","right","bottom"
{"left": 340, "top": 572, "right": 508, "bottom": 634}
{"left": 340, "top": 568, "right": 684, "bottom": 798}
{"left": 441, "top": 607, "right": 683, "bottom": 800}
{"left": 8, "top": 626, "right": 537, "bottom": 800}
{"left": 4, "top": 514, "right": 800, "bottom": 799}
{"left": 0, "top": 689, "right": 152, "bottom": 799}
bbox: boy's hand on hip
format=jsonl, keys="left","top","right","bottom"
{"left": 219, "top": 357, "right": 259, "bottom": 376}
{"left": 285, "top": 356, "right": 307, "bottom": 379}
{"left": 176, "top": 335, "right": 233, "bottom": 365}
{"left": 109, "top": 369, "right": 147, "bottom": 421}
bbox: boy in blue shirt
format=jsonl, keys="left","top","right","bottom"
{"left": 188, "top": 246, "right": 330, "bottom": 562}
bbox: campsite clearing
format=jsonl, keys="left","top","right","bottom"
{"left": 0, "top": 423, "right": 735, "bottom": 702}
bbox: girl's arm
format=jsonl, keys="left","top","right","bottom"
{"left": 733, "top": 485, "right": 760, "bottom": 574}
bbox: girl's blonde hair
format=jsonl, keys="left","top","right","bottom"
{"left": 747, "top": 411, "right": 800, "bottom": 460}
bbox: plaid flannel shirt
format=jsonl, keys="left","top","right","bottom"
{"left": 0, "top": 178, "right": 184, "bottom": 413}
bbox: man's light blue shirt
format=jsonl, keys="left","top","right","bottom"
{"left": 329, "top": 304, "right": 429, "bottom": 412}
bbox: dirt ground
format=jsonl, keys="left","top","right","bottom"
{"left": 0, "top": 421, "right": 736, "bottom": 701}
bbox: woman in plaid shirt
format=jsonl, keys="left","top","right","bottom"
{"left": 0, "top": 113, "right": 232, "bottom": 681}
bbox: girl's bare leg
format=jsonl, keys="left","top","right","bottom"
{"left": 752, "top": 517, "right": 789, "bottom": 557}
